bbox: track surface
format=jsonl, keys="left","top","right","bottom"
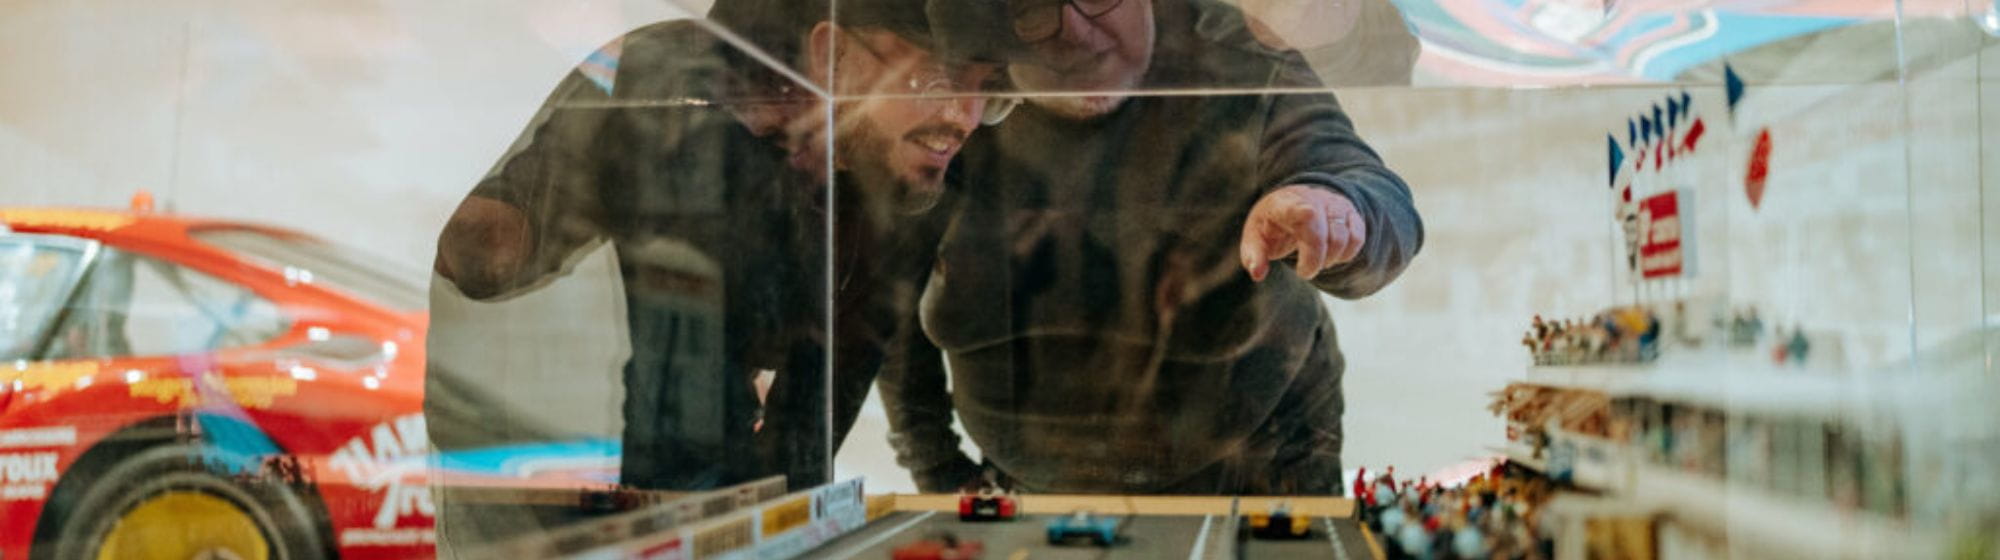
{"left": 1238, "top": 517, "right": 1374, "bottom": 560}
{"left": 815, "top": 511, "right": 1372, "bottom": 559}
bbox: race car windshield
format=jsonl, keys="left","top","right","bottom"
{"left": 0, "top": 239, "right": 88, "bottom": 359}
{"left": 191, "top": 228, "right": 427, "bottom": 312}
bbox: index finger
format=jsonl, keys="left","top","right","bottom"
{"left": 1284, "top": 204, "right": 1330, "bottom": 278}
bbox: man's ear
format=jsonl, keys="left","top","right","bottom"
{"left": 806, "top": 21, "right": 838, "bottom": 88}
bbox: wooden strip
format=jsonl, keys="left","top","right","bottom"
{"left": 865, "top": 494, "right": 897, "bottom": 521}
{"left": 458, "top": 476, "right": 786, "bottom": 558}
{"left": 886, "top": 494, "right": 1355, "bottom": 518}
{"left": 1360, "top": 522, "right": 1386, "bottom": 560}
{"left": 1235, "top": 496, "right": 1356, "bottom": 518}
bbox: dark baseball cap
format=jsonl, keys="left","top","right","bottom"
{"left": 924, "top": 0, "right": 1031, "bottom": 64}
{"left": 709, "top": 0, "right": 1027, "bottom": 65}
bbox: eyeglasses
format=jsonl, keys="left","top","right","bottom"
{"left": 1011, "top": 0, "right": 1127, "bottom": 43}
{"left": 839, "top": 29, "right": 1022, "bottom": 125}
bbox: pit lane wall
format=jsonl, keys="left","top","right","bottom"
{"left": 469, "top": 477, "right": 871, "bottom": 560}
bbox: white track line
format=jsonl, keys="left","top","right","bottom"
{"left": 1187, "top": 514, "right": 1215, "bottom": 560}
{"left": 830, "top": 511, "right": 937, "bottom": 560}
{"left": 1326, "top": 517, "right": 1351, "bottom": 560}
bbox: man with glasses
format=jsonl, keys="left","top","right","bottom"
{"left": 880, "top": 0, "right": 1423, "bottom": 496}
{"left": 425, "top": 0, "right": 1011, "bottom": 551}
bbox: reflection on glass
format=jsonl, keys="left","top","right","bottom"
{"left": 422, "top": 0, "right": 1020, "bottom": 550}
{"left": 3, "top": 0, "right": 1995, "bottom": 558}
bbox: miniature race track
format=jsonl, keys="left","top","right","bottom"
{"left": 462, "top": 482, "right": 1385, "bottom": 560}
{"left": 813, "top": 501, "right": 1379, "bottom": 559}
{"left": 1236, "top": 517, "right": 1377, "bottom": 560}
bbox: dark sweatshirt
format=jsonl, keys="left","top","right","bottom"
{"left": 427, "top": 21, "right": 831, "bottom": 492}
{"left": 877, "top": 0, "right": 1423, "bottom": 494}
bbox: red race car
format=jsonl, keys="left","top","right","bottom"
{"left": 957, "top": 489, "right": 1017, "bottom": 521}
{"left": 891, "top": 532, "right": 983, "bottom": 560}
{"left": 0, "top": 206, "right": 434, "bottom": 560}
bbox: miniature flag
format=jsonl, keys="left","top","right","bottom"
{"left": 1609, "top": 134, "right": 1624, "bottom": 187}
{"left": 1725, "top": 64, "right": 1745, "bottom": 117}
{"left": 1665, "top": 98, "right": 1679, "bottom": 161}
{"left": 1681, "top": 90, "right": 1693, "bottom": 114}
{"left": 1628, "top": 118, "right": 1638, "bottom": 148}
{"left": 1745, "top": 127, "right": 1772, "bottom": 210}
{"left": 1683, "top": 118, "right": 1706, "bottom": 153}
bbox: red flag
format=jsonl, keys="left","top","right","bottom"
{"left": 1683, "top": 118, "right": 1707, "bottom": 153}
{"left": 1745, "top": 128, "right": 1773, "bottom": 210}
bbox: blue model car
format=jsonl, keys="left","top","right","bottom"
{"left": 1046, "top": 510, "right": 1120, "bottom": 546}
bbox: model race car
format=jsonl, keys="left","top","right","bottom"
{"left": 1244, "top": 502, "right": 1313, "bottom": 539}
{"left": 0, "top": 205, "right": 446, "bottom": 560}
{"left": 891, "top": 531, "right": 984, "bottom": 560}
{"left": 1046, "top": 509, "right": 1120, "bottom": 546}
{"left": 957, "top": 489, "right": 1017, "bottom": 521}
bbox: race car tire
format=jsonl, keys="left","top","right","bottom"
{"left": 35, "top": 443, "right": 330, "bottom": 560}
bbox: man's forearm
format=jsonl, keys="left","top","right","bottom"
{"left": 874, "top": 313, "right": 978, "bottom": 491}
{"left": 1261, "top": 87, "right": 1422, "bottom": 298}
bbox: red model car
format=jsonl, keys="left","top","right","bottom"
{"left": 0, "top": 207, "right": 433, "bottom": 560}
{"left": 891, "top": 532, "right": 983, "bottom": 560}
{"left": 957, "top": 490, "right": 1016, "bottom": 521}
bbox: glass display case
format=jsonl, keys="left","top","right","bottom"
{"left": 0, "top": 0, "right": 1993, "bottom": 558}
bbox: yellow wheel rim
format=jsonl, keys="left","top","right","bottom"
{"left": 97, "top": 491, "right": 270, "bottom": 560}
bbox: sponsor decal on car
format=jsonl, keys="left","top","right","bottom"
{"left": 0, "top": 209, "right": 136, "bottom": 231}
{"left": 337, "top": 528, "right": 437, "bottom": 547}
{"left": 128, "top": 373, "right": 298, "bottom": 409}
{"left": 0, "top": 426, "right": 76, "bottom": 449}
{"left": 1, "top": 362, "right": 98, "bottom": 399}
{"left": 327, "top": 413, "right": 435, "bottom": 536}
{"left": 0, "top": 452, "right": 57, "bottom": 501}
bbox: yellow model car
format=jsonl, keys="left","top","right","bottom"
{"left": 1245, "top": 505, "right": 1313, "bottom": 539}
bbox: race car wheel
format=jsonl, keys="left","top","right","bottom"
{"left": 98, "top": 491, "right": 267, "bottom": 560}
{"left": 37, "top": 444, "right": 329, "bottom": 560}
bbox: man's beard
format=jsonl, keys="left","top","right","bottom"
{"left": 1026, "top": 95, "right": 1131, "bottom": 120}
{"left": 1008, "top": 63, "right": 1142, "bottom": 120}
{"left": 834, "top": 113, "right": 942, "bottom": 217}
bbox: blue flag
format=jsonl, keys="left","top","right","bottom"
{"left": 1608, "top": 134, "right": 1624, "bottom": 187}
{"left": 1725, "top": 64, "right": 1745, "bottom": 115}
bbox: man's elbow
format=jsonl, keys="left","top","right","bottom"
{"left": 435, "top": 196, "right": 533, "bottom": 300}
